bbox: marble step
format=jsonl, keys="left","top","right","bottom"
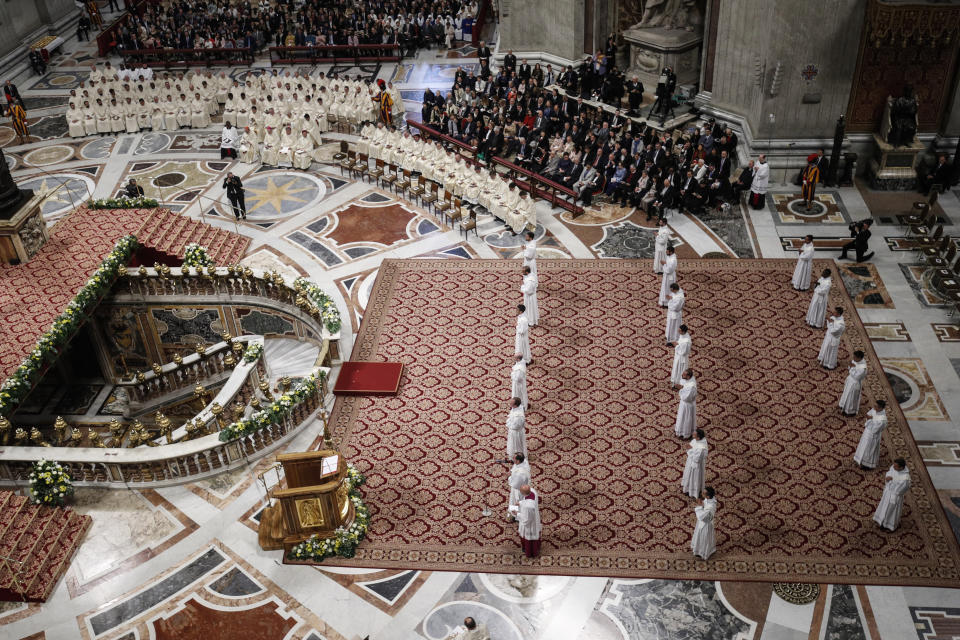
{"left": 263, "top": 338, "right": 321, "bottom": 380}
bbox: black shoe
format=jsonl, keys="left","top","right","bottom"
{"left": 857, "top": 252, "right": 874, "bottom": 262}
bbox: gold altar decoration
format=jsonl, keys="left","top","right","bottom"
{"left": 865, "top": 0, "right": 960, "bottom": 48}
{"left": 53, "top": 416, "right": 69, "bottom": 445}
{"left": 194, "top": 383, "right": 211, "bottom": 405}
{"left": 108, "top": 418, "right": 126, "bottom": 447}
{"left": 29, "top": 35, "right": 56, "bottom": 51}
{"left": 210, "top": 403, "right": 228, "bottom": 431}
{"left": 0, "top": 416, "right": 10, "bottom": 444}
{"left": 194, "top": 343, "right": 207, "bottom": 356}
{"left": 30, "top": 427, "right": 51, "bottom": 447}
{"left": 14, "top": 428, "right": 28, "bottom": 444}
{"left": 173, "top": 353, "right": 183, "bottom": 365}
{"left": 224, "top": 352, "right": 237, "bottom": 368}
{"left": 259, "top": 380, "right": 274, "bottom": 401}
{"left": 89, "top": 431, "right": 107, "bottom": 448}
{"left": 151, "top": 362, "right": 163, "bottom": 376}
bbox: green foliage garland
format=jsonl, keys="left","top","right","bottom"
{"left": 88, "top": 197, "right": 159, "bottom": 210}
{"left": 293, "top": 277, "right": 342, "bottom": 334}
{"left": 218, "top": 370, "right": 325, "bottom": 441}
{"left": 242, "top": 342, "right": 263, "bottom": 363}
{"left": 287, "top": 464, "right": 369, "bottom": 561}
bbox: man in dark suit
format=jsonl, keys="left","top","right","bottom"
{"left": 650, "top": 178, "right": 677, "bottom": 221}
{"left": 477, "top": 41, "right": 492, "bottom": 63}
{"left": 815, "top": 148, "right": 829, "bottom": 182}
{"left": 840, "top": 219, "right": 874, "bottom": 262}
{"left": 503, "top": 50, "right": 517, "bottom": 73}
{"left": 224, "top": 173, "right": 246, "bottom": 220}
{"left": 518, "top": 59, "right": 531, "bottom": 81}
{"left": 716, "top": 150, "right": 731, "bottom": 180}
{"left": 731, "top": 160, "right": 754, "bottom": 199}
{"left": 626, "top": 76, "right": 644, "bottom": 114}
{"left": 920, "top": 154, "right": 951, "bottom": 193}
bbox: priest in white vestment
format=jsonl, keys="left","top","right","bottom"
{"left": 518, "top": 190, "right": 536, "bottom": 231}
{"left": 82, "top": 101, "right": 98, "bottom": 135}
{"left": 681, "top": 429, "right": 708, "bottom": 498}
{"left": 136, "top": 98, "right": 152, "bottom": 130}
{"left": 238, "top": 127, "right": 257, "bottom": 164}
{"left": 261, "top": 126, "right": 280, "bottom": 166}
{"left": 521, "top": 267, "right": 539, "bottom": 326}
{"left": 123, "top": 98, "right": 139, "bottom": 133}
{"left": 873, "top": 458, "right": 910, "bottom": 531}
{"left": 659, "top": 246, "right": 678, "bottom": 306}
{"left": 522, "top": 230, "right": 537, "bottom": 277}
{"left": 675, "top": 369, "right": 697, "bottom": 438}
{"left": 293, "top": 130, "right": 315, "bottom": 170}
{"left": 515, "top": 304, "right": 531, "bottom": 363}
{"left": 278, "top": 126, "right": 296, "bottom": 166}
{"left": 817, "top": 307, "right": 845, "bottom": 370}
{"left": 792, "top": 235, "right": 815, "bottom": 290}
{"left": 190, "top": 93, "right": 210, "bottom": 129}
{"left": 149, "top": 98, "right": 165, "bottom": 131}
{"left": 109, "top": 99, "right": 125, "bottom": 133}
{"left": 839, "top": 350, "right": 867, "bottom": 416}
{"left": 671, "top": 325, "right": 691, "bottom": 387}
{"left": 507, "top": 452, "right": 530, "bottom": 519}
{"left": 854, "top": 400, "right": 887, "bottom": 469}
{"left": 67, "top": 102, "right": 86, "bottom": 138}
{"left": 654, "top": 219, "right": 671, "bottom": 274}
{"left": 515, "top": 485, "right": 542, "bottom": 557}
{"left": 511, "top": 355, "right": 529, "bottom": 409}
{"left": 665, "top": 283, "right": 685, "bottom": 345}
{"left": 806, "top": 269, "right": 832, "bottom": 328}
{"left": 691, "top": 487, "right": 717, "bottom": 559}
{"left": 505, "top": 398, "right": 527, "bottom": 458}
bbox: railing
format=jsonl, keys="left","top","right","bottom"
{"left": 268, "top": 43, "right": 401, "bottom": 65}
{"left": 407, "top": 120, "right": 477, "bottom": 154}
{"left": 119, "top": 46, "right": 255, "bottom": 68}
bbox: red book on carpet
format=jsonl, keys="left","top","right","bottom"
{"left": 333, "top": 361, "right": 403, "bottom": 396}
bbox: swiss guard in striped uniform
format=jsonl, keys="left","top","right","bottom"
{"left": 801, "top": 155, "right": 820, "bottom": 212}
{"left": 374, "top": 79, "right": 393, "bottom": 126}
{"left": 6, "top": 100, "right": 29, "bottom": 144}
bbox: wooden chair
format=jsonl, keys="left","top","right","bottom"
{"left": 915, "top": 224, "right": 943, "bottom": 262}
{"left": 421, "top": 181, "right": 438, "bottom": 212}
{"left": 332, "top": 140, "right": 348, "bottom": 162}
{"left": 339, "top": 149, "right": 355, "bottom": 176}
{"left": 381, "top": 163, "right": 398, "bottom": 192}
{"left": 908, "top": 209, "right": 936, "bottom": 238}
{"left": 921, "top": 234, "right": 950, "bottom": 263}
{"left": 460, "top": 205, "right": 477, "bottom": 239}
{"left": 395, "top": 169, "right": 411, "bottom": 197}
{"left": 928, "top": 240, "right": 956, "bottom": 270}
{"left": 353, "top": 153, "right": 370, "bottom": 182}
{"left": 449, "top": 196, "right": 464, "bottom": 228}
{"left": 932, "top": 254, "right": 960, "bottom": 291}
{"left": 434, "top": 189, "right": 452, "bottom": 224}
{"left": 369, "top": 158, "right": 385, "bottom": 186}
{"left": 408, "top": 174, "right": 425, "bottom": 205}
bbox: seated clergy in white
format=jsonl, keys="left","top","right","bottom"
{"left": 654, "top": 219, "right": 671, "bottom": 274}
{"left": 67, "top": 102, "right": 86, "bottom": 138}
{"left": 123, "top": 97, "right": 139, "bottom": 133}
{"left": 691, "top": 486, "right": 717, "bottom": 560}
{"left": 82, "top": 101, "right": 98, "bottom": 136}
{"left": 792, "top": 234, "right": 815, "bottom": 291}
{"left": 238, "top": 127, "right": 257, "bottom": 164}
{"left": 671, "top": 324, "right": 691, "bottom": 388}
{"left": 136, "top": 98, "right": 152, "bottom": 130}
{"left": 149, "top": 97, "right": 165, "bottom": 131}
{"left": 518, "top": 189, "right": 536, "bottom": 231}
{"left": 854, "top": 399, "right": 888, "bottom": 470}
{"left": 523, "top": 230, "right": 537, "bottom": 277}
{"left": 817, "top": 306, "right": 845, "bottom": 370}
{"left": 658, "top": 245, "right": 677, "bottom": 306}
{"left": 109, "top": 99, "right": 125, "bottom": 133}
{"left": 505, "top": 397, "right": 527, "bottom": 459}
{"left": 806, "top": 268, "right": 832, "bottom": 328}
{"left": 507, "top": 452, "right": 530, "bottom": 520}
{"left": 191, "top": 93, "right": 210, "bottom": 129}
{"left": 293, "top": 129, "right": 315, "bottom": 170}
{"left": 515, "top": 303, "right": 531, "bottom": 364}
{"left": 681, "top": 428, "right": 708, "bottom": 498}
{"left": 839, "top": 350, "right": 867, "bottom": 416}
{"left": 515, "top": 484, "right": 542, "bottom": 558}
{"left": 665, "top": 282, "right": 685, "bottom": 345}
{"left": 511, "top": 355, "right": 529, "bottom": 409}
{"left": 675, "top": 368, "right": 697, "bottom": 438}
{"left": 521, "top": 266, "right": 539, "bottom": 326}
{"left": 278, "top": 125, "right": 296, "bottom": 166}
{"left": 873, "top": 458, "right": 911, "bottom": 532}
{"left": 261, "top": 126, "right": 280, "bottom": 166}
{"left": 163, "top": 96, "right": 179, "bottom": 131}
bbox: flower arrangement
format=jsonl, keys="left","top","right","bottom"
{"left": 183, "top": 243, "right": 215, "bottom": 268}
{"left": 0, "top": 235, "right": 138, "bottom": 417}
{"left": 88, "top": 197, "right": 159, "bottom": 210}
{"left": 28, "top": 459, "right": 74, "bottom": 506}
{"left": 288, "top": 464, "right": 369, "bottom": 562}
{"left": 242, "top": 342, "right": 263, "bottom": 363}
{"left": 293, "top": 277, "right": 342, "bottom": 334}
{"left": 218, "top": 369, "right": 325, "bottom": 441}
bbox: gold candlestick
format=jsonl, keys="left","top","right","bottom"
{"left": 53, "top": 416, "right": 68, "bottom": 445}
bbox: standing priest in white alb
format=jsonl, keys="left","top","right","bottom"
{"left": 507, "top": 452, "right": 531, "bottom": 521}
{"left": 521, "top": 266, "right": 539, "bottom": 326}
{"left": 659, "top": 246, "right": 678, "bottom": 307}
{"left": 671, "top": 325, "right": 691, "bottom": 388}
{"left": 675, "top": 368, "right": 697, "bottom": 438}
{"left": 792, "top": 234, "right": 815, "bottom": 290}
{"left": 806, "top": 268, "right": 832, "bottom": 328}
{"left": 505, "top": 397, "right": 527, "bottom": 458}
{"left": 515, "top": 304, "right": 531, "bottom": 364}
{"left": 654, "top": 219, "right": 671, "bottom": 274}
{"left": 817, "top": 306, "right": 845, "bottom": 370}
{"left": 665, "top": 282, "right": 685, "bottom": 346}
{"left": 839, "top": 350, "right": 867, "bottom": 416}
{"left": 873, "top": 458, "right": 911, "bottom": 532}
{"left": 691, "top": 486, "right": 717, "bottom": 560}
{"left": 511, "top": 355, "right": 529, "bottom": 409}
{"left": 516, "top": 485, "right": 542, "bottom": 557}
{"left": 681, "top": 428, "right": 708, "bottom": 498}
{"left": 854, "top": 399, "right": 888, "bottom": 470}
{"left": 522, "top": 230, "right": 537, "bottom": 277}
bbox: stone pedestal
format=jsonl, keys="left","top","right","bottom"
{"left": 0, "top": 193, "right": 46, "bottom": 265}
{"left": 623, "top": 27, "right": 702, "bottom": 89}
{"left": 868, "top": 133, "right": 924, "bottom": 190}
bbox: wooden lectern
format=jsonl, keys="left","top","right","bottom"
{"left": 258, "top": 450, "right": 356, "bottom": 551}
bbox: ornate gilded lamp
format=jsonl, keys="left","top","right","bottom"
{"left": 280, "top": 376, "right": 292, "bottom": 392}
{"left": 108, "top": 418, "right": 126, "bottom": 447}
{"left": 194, "top": 343, "right": 207, "bottom": 357}
{"left": 224, "top": 351, "right": 237, "bottom": 368}
{"left": 194, "top": 383, "right": 211, "bottom": 406}
{"left": 151, "top": 362, "right": 163, "bottom": 376}
{"left": 259, "top": 380, "right": 274, "bottom": 401}
{"left": 53, "top": 415, "right": 69, "bottom": 445}
{"left": 210, "top": 402, "right": 228, "bottom": 431}
{"left": 231, "top": 401, "right": 246, "bottom": 422}
{"left": 173, "top": 353, "right": 183, "bottom": 366}
{"left": 14, "top": 427, "right": 28, "bottom": 444}
{"left": 88, "top": 431, "right": 107, "bottom": 448}
{"left": 0, "top": 415, "right": 10, "bottom": 444}
{"left": 30, "top": 427, "right": 51, "bottom": 447}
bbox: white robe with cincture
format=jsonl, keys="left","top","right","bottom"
{"left": 792, "top": 242, "right": 815, "bottom": 290}
{"left": 806, "top": 276, "right": 831, "bottom": 327}
{"left": 671, "top": 333, "right": 691, "bottom": 386}
{"left": 523, "top": 240, "right": 537, "bottom": 277}
{"left": 681, "top": 437, "right": 708, "bottom": 498}
{"left": 517, "top": 492, "right": 542, "bottom": 542}
{"left": 508, "top": 460, "right": 531, "bottom": 510}
{"left": 515, "top": 314, "right": 531, "bottom": 363}
{"left": 839, "top": 359, "right": 867, "bottom": 414}
{"left": 511, "top": 360, "right": 528, "bottom": 409}
{"left": 521, "top": 273, "right": 539, "bottom": 326}
{"left": 691, "top": 497, "right": 717, "bottom": 559}
{"left": 666, "top": 288, "right": 685, "bottom": 343}
{"left": 853, "top": 408, "right": 887, "bottom": 469}
{"left": 506, "top": 406, "right": 527, "bottom": 458}
{"left": 654, "top": 226, "right": 671, "bottom": 274}
{"left": 817, "top": 315, "right": 845, "bottom": 369}
{"left": 873, "top": 466, "right": 911, "bottom": 531}
{"left": 675, "top": 376, "right": 697, "bottom": 438}
{"left": 659, "top": 254, "right": 677, "bottom": 306}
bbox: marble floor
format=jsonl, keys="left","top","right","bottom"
{"left": 3, "top": 24, "right": 960, "bottom": 640}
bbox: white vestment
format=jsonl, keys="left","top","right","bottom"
{"left": 517, "top": 492, "right": 542, "bottom": 541}
{"left": 506, "top": 406, "right": 527, "bottom": 458}
{"left": 511, "top": 360, "right": 528, "bottom": 408}
{"left": 791, "top": 242, "right": 815, "bottom": 290}
{"left": 750, "top": 161, "right": 770, "bottom": 195}
{"left": 666, "top": 288, "right": 685, "bottom": 342}
{"left": 681, "top": 438, "right": 708, "bottom": 498}
{"left": 521, "top": 273, "right": 539, "bottom": 326}
{"left": 522, "top": 240, "right": 537, "bottom": 277}
{"left": 507, "top": 460, "right": 531, "bottom": 511}
{"left": 515, "top": 314, "right": 531, "bottom": 363}
{"left": 221, "top": 126, "right": 239, "bottom": 152}
{"left": 839, "top": 359, "right": 867, "bottom": 414}
{"left": 806, "top": 276, "right": 831, "bottom": 327}
{"left": 853, "top": 409, "right": 887, "bottom": 469}
{"left": 671, "top": 333, "right": 691, "bottom": 386}
{"left": 659, "top": 254, "right": 677, "bottom": 306}
{"left": 872, "top": 466, "right": 911, "bottom": 531}
{"left": 675, "top": 376, "right": 697, "bottom": 438}
{"left": 654, "top": 226, "right": 670, "bottom": 274}
{"left": 817, "top": 316, "right": 846, "bottom": 369}
{"left": 691, "top": 497, "right": 717, "bottom": 559}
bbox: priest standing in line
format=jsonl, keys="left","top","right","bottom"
{"left": 507, "top": 452, "right": 530, "bottom": 522}
{"left": 691, "top": 486, "right": 717, "bottom": 560}
{"left": 659, "top": 245, "right": 678, "bottom": 307}
{"left": 675, "top": 368, "right": 697, "bottom": 438}
{"left": 521, "top": 266, "right": 539, "bottom": 326}
{"left": 522, "top": 230, "right": 537, "bottom": 277}
{"left": 654, "top": 218, "right": 671, "bottom": 274}
{"left": 511, "top": 354, "right": 529, "bottom": 409}
{"left": 792, "top": 235, "right": 815, "bottom": 290}
{"left": 506, "top": 397, "right": 527, "bottom": 458}
{"left": 817, "top": 306, "right": 845, "bottom": 370}
{"left": 681, "top": 428, "right": 708, "bottom": 498}
{"left": 873, "top": 458, "right": 910, "bottom": 531}
{"left": 515, "top": 484, "right": 542, "bottom": 558}
{"left": 515, "top": 303, "right": 532, "bottom": 364}
{"left": 665, "top": 282, "right": 685, "bottom": 346}
{"left": 854, "top": 400, "right": 888, "bottom": 470}
{"left": 839, "top": 350, "right": 867, "bottom": 416}
{"left": 806, "top": 268, "right": 832, "bottom": 328}
{"left": 671, "top": 324, "right": 691, "bottom": 388}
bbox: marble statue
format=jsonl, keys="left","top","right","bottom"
{"left": 884, "top": 86, "right": 918, "bottom": 148}
{"left": 631, "top": 0, "right": 704, "bottom": 33}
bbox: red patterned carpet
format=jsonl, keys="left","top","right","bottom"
{"left": 326, "top": 259, "right": 960, "bottom": 586}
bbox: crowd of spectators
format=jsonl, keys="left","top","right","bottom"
{"left": 115, "top": 0, "right": 478, "bottom": 55}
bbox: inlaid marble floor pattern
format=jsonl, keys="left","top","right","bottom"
{"left": 2, "top": 27, "right": 960, "bottom": 640}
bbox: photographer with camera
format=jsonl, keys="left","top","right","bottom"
{"left": 651, "top": 66, "right": 677, "bottom": 122}
{"left": 840, "top": 219, "right": 874, "bottom": 262}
